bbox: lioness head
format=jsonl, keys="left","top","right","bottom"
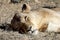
{"left": 11, "top": 3, "right": 40, "bottom": 34}
{"left": 10, "top": 3, "right": 32, "bottom": 34}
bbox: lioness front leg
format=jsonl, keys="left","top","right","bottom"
{"left": 39, "top": 23, "right": 48, "bottom": 32}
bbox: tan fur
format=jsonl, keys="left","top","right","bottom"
{"left": 39, "top": 23, "right": 48, "bottom": 32}
{"left": 20, "top": 8, "right": 60, "bottom": 34}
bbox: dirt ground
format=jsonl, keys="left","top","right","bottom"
{"left": 0, "top": 0, "right": 60, "bottom": 40}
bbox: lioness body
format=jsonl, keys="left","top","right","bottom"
{"left": 11, "top": 3, "right": 60, "bottom": 34}
{"left": 20, "top": 8, "right": 60, "bottom": 34}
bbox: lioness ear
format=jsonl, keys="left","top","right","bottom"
{"left": 22, "top": 3, "right": 31, "bottom": 13}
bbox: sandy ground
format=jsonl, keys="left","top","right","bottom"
{"left": 0, "top": 0, "right": 60, "bottom": 40}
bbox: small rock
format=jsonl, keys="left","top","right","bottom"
{"left": 10, "top": 0, "right": 22, "bottom": 3}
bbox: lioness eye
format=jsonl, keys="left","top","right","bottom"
{"left": 25, "top": 16, "right": 27, "bottom": 21}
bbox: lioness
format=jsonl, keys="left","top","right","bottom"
{"left": 13, "top": 3, "right": 60, "bottom": 35}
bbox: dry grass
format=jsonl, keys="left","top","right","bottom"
{"left": 0, "top": 0, "right": 60, "bottom": 40}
